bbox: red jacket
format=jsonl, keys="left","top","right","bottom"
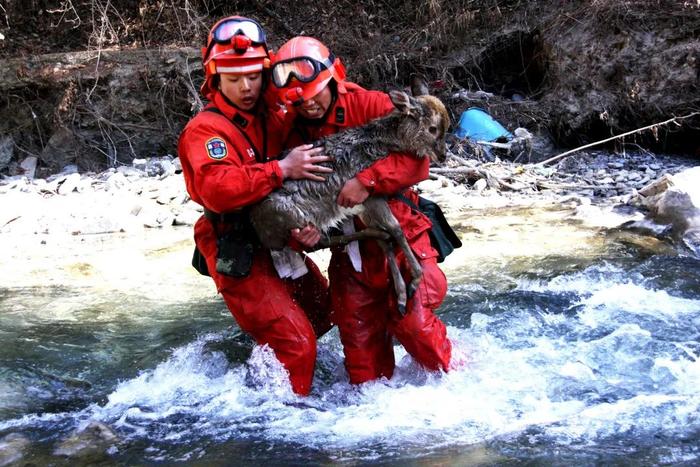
{"left": 178, "top": 91, "right": 287, "bottom": 214}
{"left": 285, "top": 82, "right": 435, "bottom": 256}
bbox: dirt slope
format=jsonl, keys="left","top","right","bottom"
{"left": 0, "top": 0, "right": 697, "bottom": 175}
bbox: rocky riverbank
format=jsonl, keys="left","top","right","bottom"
{"left": 1, "top": 150, "right": 697, "bottom": 257}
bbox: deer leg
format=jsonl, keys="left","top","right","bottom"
{"left": 389, "top": 227, "right": 423, "bottom": 300}
{"left": 362, "top": 198, "right": 423, "bottom": 302}
{"left": 315, "top": 227, "right": 391, "bottom": 249}
{"left": 375, "top": 238, "right": 408, "bottom": 315}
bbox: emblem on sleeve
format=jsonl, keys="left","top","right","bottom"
{"left": 206, "top": 137, "right": 227, "bottom": 160}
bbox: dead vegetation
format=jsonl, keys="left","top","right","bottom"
{"left": 0, "top": 0, "right": 698, "bottom": 175}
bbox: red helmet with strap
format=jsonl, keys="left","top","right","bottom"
{"left": 200, "top": 16, "right": 270, "bottom": 98}
{"left": 271, "top": 37, "right": 347, "bottom": 106}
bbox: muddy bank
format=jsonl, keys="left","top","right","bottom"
{"left": 0, "top": 1, "right": 697, "bottom": 176}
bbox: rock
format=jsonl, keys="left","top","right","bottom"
{"left": 39, "top": 127, "right": 80, "bottom": 172}
{"left": 61, "top": 164, "right": 79, "bottom": 174}
{"left": 171, "top": 193, "right": 189, "bottom": 205}
{"left": 70, "top": 215, "right": 135, "bottom": 235}
{"left": 635, "top": 167, "right": 700, "bottom": 254}
{"left": 0, "top": 433, "right": 30, "bottom": 466}
{"left": 136, "top": 205, "right": 175, "bottom": 228}
{"left": 76, "top": 177, "right": 94, "bottom": 193}
{"left": 416, "top": 178, "right": 445, "bottom": 194}
{"left": 184, "top": 199, "right": 203, "bottom": 212}
{"left": 58, "top": 172, "right": 81, "bottom": 195}
{"left": 19, "top": 156, "right": 38, "bottom": 179}
{"left": 145, "top": 157, "right": 175, "bottom": 177}
{"left": 132, "top": 158, "right": 147, "bottom": 171}
{"left": 174, "top": 207, "right": 202, "bottom": 226}
{"left": 473, "top": 178, "right": 488, "bottom": 192}
{"left": 53, "top": 421, "right": 119, "bottom": 460}
{"left": 6, "top": 176, "right": 30, "bottom": 191}
{"left": 117, "top": 165, "right": 145, "bottom": 177}
{"left": 172, "top": 157, "right": 182, "bottom": 173}
{"left": 105, "top": 172, "right": 129, "bottom": 191}
{"left": 0, "top": 136, "right": 14, "bottom": 172}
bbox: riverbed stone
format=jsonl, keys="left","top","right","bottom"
{"left": 0, "top": 433, "right": 30, "bottom": 466}
{"left": 634, "top": 167, "right": 700, "bottom": 253}
{"left": 137, "top": 205, "right": 175, "bottom": 228}
{"left": 117, "top": 165, "right": 145, "bottom": 178}
{"left": 473, "top": 178, "right": 488, "bottom": 192}
{"left": 53, "top": 421, "right": 119, "bottom": 460}
{"left": 174, "top": 207, "right": 202, "bottom": 226}
{"left": 105, "top": 172, "right": 129, "bottom": 191}
{"left": 19, "top": 156, "right": 38, "bottom": 180}
{"left": 58, "top": 172, "right": 81, "bottom": 195}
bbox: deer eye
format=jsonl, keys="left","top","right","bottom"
{"left": 428, "top": 126, "right": 438, "bottom": 135}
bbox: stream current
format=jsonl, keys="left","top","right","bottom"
{"left": 1, "top": 199, "right": 699, "bottom": 465}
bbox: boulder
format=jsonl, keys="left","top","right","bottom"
{"left": 19, "top": 156, "right": 38, "bottom": 180}
{"left": 635, "top": 167, "right": 700, "bottom": 255}
{"left": 0, "top": 433, "right": 30, "bottom": 466}
{"left": 57, "top": 172, "right": 81, "bottom": 195}
{"left": 53, "top": 421, "right": 119, "bottom": 460}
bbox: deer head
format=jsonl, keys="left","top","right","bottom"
{"left": 389, "top": 90, "right": 449, "bottom": 162}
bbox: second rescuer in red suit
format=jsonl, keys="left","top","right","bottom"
{"left": 271, "top": 37, "right": 453, "bottom": 384}
{"left": 178, "top": 17, "right": 334, "bottom": 396}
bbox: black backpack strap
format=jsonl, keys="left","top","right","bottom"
{"left": 394, "top": 191, "right": 420, "bottom": 211}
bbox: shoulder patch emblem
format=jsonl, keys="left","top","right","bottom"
{"left": 206, "top": 137, "right": 227, "bottom": 160}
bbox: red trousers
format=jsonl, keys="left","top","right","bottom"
{"left": 328, "top": 232, "right": 451, "bottom": 384}
{"left": 194, "top": 217, "right": 331, "bottom": 395}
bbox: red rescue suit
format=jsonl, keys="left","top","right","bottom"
{"left": 285, "top": 82, "right": 452, "bottom": 384}
{"left": 178, "top": 91, "right": 331, "bottom": 396}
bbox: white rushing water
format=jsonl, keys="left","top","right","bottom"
{"left": 3, "top": 263, "right": 697, "bottom": 463}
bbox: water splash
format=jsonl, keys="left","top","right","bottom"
{"left": 1, "top": 261, "right": 699, "bottom": 464}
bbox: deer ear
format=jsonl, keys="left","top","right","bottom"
{"left": 389, "top": 90, "right": 415, "bottom": 114}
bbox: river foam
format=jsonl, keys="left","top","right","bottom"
{"left": 1, "top": 261, "right": 699, "bottom": 463}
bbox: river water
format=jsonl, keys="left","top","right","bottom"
{"left": 1, "top": 199, "right": 699, "bottom": 465}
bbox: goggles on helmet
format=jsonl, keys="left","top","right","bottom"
{"left": 203, "top": 18, "right": 267, "bottom": 62}
{"left": 271, "top": 56, "right": 335, "bottom": 89}
{"left": 213, "top": 18, "right": 266, "bottom": 44}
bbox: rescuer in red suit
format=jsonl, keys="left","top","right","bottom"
{"left": 178, "top": 18, "right": 334, "bottom": 396}
{"left": 271, "top": 37, "right": 452, "bottom": 385}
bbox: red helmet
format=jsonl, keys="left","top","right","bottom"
{"left": 200, "top": 16, "right": 270, "bottom": 98}
{"left": 271, "top": 37, "right": 347, "bottom": 106}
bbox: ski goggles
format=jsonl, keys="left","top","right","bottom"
{"left": 271, "top": 56, "right": 335, "bottom": 88}
{"left": 213, "top": 18, "right": 266, "bottom": 45}
{"left": 204, "top": 18, "right": 267, "bottom": 61}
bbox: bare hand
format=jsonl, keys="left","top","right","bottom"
{"left": 337, "top": 177, "right": 370, "bottom": 207}
{"left": 278, "top": 144, "right": 333, "bottom": 182}
{"left": 291, "top": 224, "right": 321, "bottom": 248}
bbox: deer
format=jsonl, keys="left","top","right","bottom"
{"left": 249, "top": 90, "right": 449, "bottom": 313}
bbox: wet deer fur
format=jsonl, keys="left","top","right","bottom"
{"left": 250, "top": 90, "right": 449, "bottom": 312}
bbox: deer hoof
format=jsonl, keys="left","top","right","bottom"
{"left": 407, "top": 280, "right": 421, "bottom": 299}
{"left": 397, "top": 303, "right": 407, "bottom": 316}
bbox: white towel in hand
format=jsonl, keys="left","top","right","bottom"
{"left": 270, "top": 247, "right": 308, "bottom": 279}
{"left": 342, "top": 219, "right": 363, "bottom": 273}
